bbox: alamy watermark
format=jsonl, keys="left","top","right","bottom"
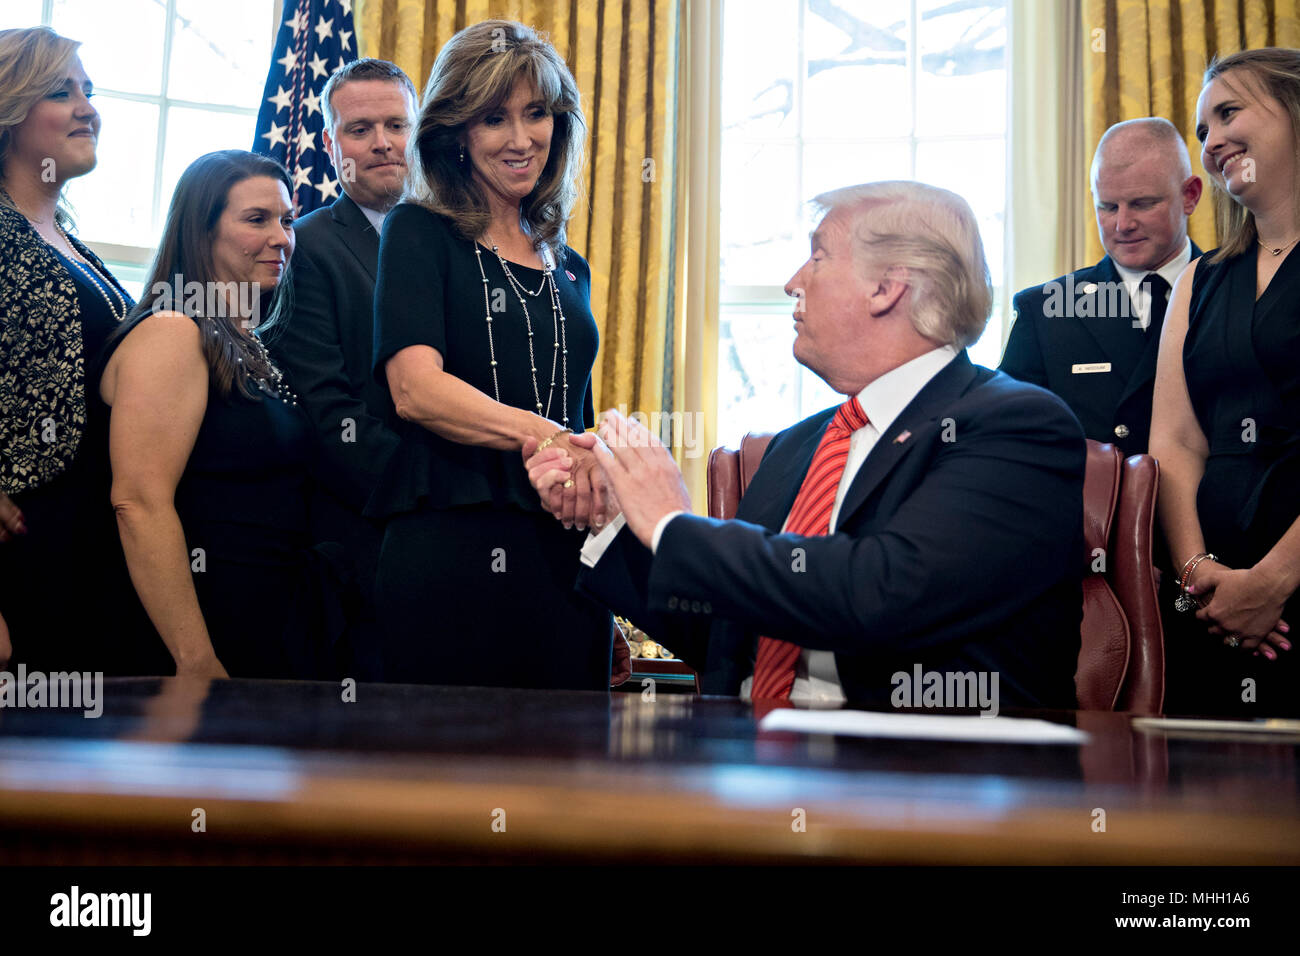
{"left": 148, "top": 275, "right": 264, "bottom": 329}
{"left": 1039, "top": 276, "right": 1154, "bottom": 329}
{"left": 0, "top": 665, "right": 103, "bottom": 718}
{"left": 607, "top": 404, "right": 706, "bottom": 459}
{"left": 890, "top": 664, "right": 1000, "bottom": 717}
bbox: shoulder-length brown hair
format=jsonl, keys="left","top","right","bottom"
{"left": 405, "top": 19, "right": 586, "bottom": 261}
{"left": 0, "top": 26, "right": 82, "bottom": 231}
{"left": 1202, "top": 48, "right": 1300, "bottom": 262}
{"left": 116, "top": 149, "right": 295, "bottom": 401}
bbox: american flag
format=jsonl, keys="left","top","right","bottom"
{"left": 251, "top": 0, "right": 357, "bottom": 215}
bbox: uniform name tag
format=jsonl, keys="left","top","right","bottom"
{"left": 1071, "top": 362, "right": 1112, "bottom": 374}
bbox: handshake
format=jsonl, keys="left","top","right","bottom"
{"left": 522, "top": 409, "right": 693, "bottom": 548}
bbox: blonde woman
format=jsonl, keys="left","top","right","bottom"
{"left": 0, "top": 26, "right": 148, "bottom": 673}
{"left": 1151, "top": 47, "right": 1300, "bottom": 716}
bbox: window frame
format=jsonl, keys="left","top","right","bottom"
{"left": 28, "top": 0, "right": 284, "bottom": 271}
{"left": 718, "top": 0, "right": 1012, "bottom": 438}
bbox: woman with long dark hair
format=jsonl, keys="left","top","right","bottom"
{"left": 97, "top": 149, "right": 350, "bottom": 678}
{"left": 0, "top": 26, "right": 146, "bottom": 673}
{"left": 370, "top": 20, "right": 614, "bottom": 689}
{"left": 1151, "top": 47, "right": 1300, "bottom": 716}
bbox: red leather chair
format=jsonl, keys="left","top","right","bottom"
{"left": 1078, "top": 440, "right": 1164, "bottom": 713}
{"left": 705, "top": 434, "right": 1165, "bottom": 712}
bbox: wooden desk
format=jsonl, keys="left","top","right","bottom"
{"left": 0, "top": 678, "right": 1297, "bottom": 864}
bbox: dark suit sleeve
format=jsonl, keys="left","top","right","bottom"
{"left": 646, "top": 390, "right": 1085, "bottom": 656}
{"left": 998, "top": 289, "right": 1050, "bottom": 387}
{"left": 576, "top": 526, "right": 713, "bottom": 672}
{"left": 276, "top": 241, "right": 400, "bottom": 512}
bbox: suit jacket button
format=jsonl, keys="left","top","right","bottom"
{"left": 1114, "top": 424, "right": 1130, "bottom": 439}
{"left": 667, "top": 596, "right": 678, "bottom": 610}
{"left": 691, "top": 600, "right": 702, "bottom": 613}
{"left": 702, "top": 602, "right": 712, "bottom": 614}
{"left": 1082, "top": 282, "right": 1098, "bottom": 294}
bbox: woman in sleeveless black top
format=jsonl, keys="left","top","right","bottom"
{"left": 0, "top": 28, "right": 153, "bottom": 673}
{"left": 97, "top": 151, "right": 351, "bottom": 679}
{"left": 1151, "top": 49, "right": 1300, "bottom": 717}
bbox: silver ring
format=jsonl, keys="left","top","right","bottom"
{"left": 1226, "top": 635, "right": 1241, "bottom": 648}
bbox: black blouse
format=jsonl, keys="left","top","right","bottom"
{"left": 367, "top": 204, "right": 598, "bottom": 518}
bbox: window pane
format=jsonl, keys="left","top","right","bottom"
{"left": 804, "top": 0, "right": 911, "bottom": 140}
{"left": 722, "top": 0, "right": 799, "bottom": 138}
{"left": 169, "top": 0, "right": 274, "bottom": 108}
{"left": 916, "top": 0, "right": 1007, "bottom": 137}
{"left": 52, "top": 0, "right": 166, "bottom": 97}
{"left": 916, "top": 137, "right": 1006, "bottom": 363}
{"left": 803, "top": 138, "right": 910, "bottom": 200}
{"left": 63, "top": 96, "right": 159, "bottom": 247}
{"left": 720, "top": 139, "right": 800, "bottom": 286}
{"left": 915, "top": 137, "right": 1005, "bottom": 283}
{"left": 159, "top": 106, "right": 259, "bottom": 214}
{"left": 0, "top": 1, "right": 43, "bottom": 30}
{"left": 717, "top": 310, "right": 800, "bottom": 449}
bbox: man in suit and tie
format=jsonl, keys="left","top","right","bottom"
{"left": 269, "top": 59, "right": 417, "bottom": 680}
{"left": 1000, "top": 118, "right": 1203, "bottom": 457}
{"left": 527, "top": 181, "right": 1086, "bottom": 708}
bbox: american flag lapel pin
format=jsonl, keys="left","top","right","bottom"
{"left": 893, "top": 430, "right": 912, "bottom": 445}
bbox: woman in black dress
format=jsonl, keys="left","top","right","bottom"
{"left": 1151, "top": 48, "right": 1300, "bottom": 717}
{"left": 98, "top": 150, "right": 349, "bottom": 679}
{"left": 0, "top": 27, "right": 149, "bottom": 673}
{"left": 371, "top": 20, "right": 615, "bottom": 689}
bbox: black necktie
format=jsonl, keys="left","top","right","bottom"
{"left": 1141, "top": 273, "right": 1171, "bottom": 333}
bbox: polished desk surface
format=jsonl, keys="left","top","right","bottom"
{"left": 0, "top": 678, "right": 1297, "bottom": 864}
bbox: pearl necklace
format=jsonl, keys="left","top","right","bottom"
{"left": 55, "top": 226, "right": 128, "bottom": 323}
{"left": 473, "top": 241, "right": 569, "bottom": 426}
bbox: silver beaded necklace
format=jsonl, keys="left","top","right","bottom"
{"left": 473, "top": 240, "right": 569, "bottom": 426}
{"left": 206, "top": 319, "right": 300, "bottom": 407}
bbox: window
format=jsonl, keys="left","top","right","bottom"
{"left": 719, "top": 0, "right": 1009, "bottom": 448}
{"left": 3, "top": 0, "right": 278, "bottom": 295}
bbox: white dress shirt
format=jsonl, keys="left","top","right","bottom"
{"left": 583, "top": 345, "right": 960, "bottom": 704}
{"left": 357, "top": 202, "right": 387, "bottom": 234}
{"left": 1111, "top": 239, "right": 1192, "bottom": 328}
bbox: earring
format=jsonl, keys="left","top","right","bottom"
{"left": 458, "top": 145, "right": 465, "bottom": 163}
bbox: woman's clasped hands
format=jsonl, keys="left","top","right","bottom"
{"left": 1186, "top": 560, "right": 1295, "bottom": 660}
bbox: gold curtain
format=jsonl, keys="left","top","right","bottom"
{"left": 1081, "top": 0, "right": 1300, "bottom": 264}
{"left": 355, "top": 0, "right": 681, "bottom": 436}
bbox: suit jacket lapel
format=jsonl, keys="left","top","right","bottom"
{"left": 834, "top": 352, "right": 980, "bottom": 528}
{"left": 1115, "top": 241, "right": 1203, "bottom": 406}
{"left": 329, "top": 193, "right": 379, "bottom": 280}
{"left": 1075, "top": 256, "right": 1145, "bottom": 380}
{"left": 737, "top": 410, "right": 835, "bottom": 532}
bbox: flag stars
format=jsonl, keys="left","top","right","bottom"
{"left": 276, "top": 47, "right": 298, "bottom": 75}
{"left": 314, "top": 173, "right": 340, "bottom": 202}
{"left": 339, "top": 29, "right": 353, "bottom": 52}
{"left": 261, "top": 121, "right": 288, "bottom": 148}
{"left": 284, "top": 9, "right": 308, "bottom": 36}
{"left": 303, "top": 89, "right": 322, "bottom": 117}
{"left": 337, "top": 0, "right": 353, "bottom": 16}
{"left": 314, "top": 16, "right": 334, "bottom": 44}
{"left": 307, "top": 52, "right": 330, "bottom": 79}
{"left": 291, "top": 165, "right": 313, "bottom": 191}
{"left": 267, "top": 85, "right": 293, "bottom": 113}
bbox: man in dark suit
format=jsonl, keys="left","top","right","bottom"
{"left": 1000, "top": 118, "right": 1203, "bottom": 457}
{"left": 527, "top": 182, "right": 1086, "bottom": 709}
{"left": 269, "top": 59, "right": 417, "bottom": 680}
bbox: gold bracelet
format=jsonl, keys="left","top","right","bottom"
{"left": 535, "top": 427, "right": 572, "bottom": 454}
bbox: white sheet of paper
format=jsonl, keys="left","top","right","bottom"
{"left": 759, "top": 709, "right": 1090, "bottom": 745}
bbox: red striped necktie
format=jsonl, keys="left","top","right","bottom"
{"left": 750, "top": 396, "right": 869, "bottom": 700}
